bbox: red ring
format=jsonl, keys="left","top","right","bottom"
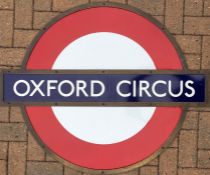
{"left": 25, "top": 7, "right": 183, "bottom": 170}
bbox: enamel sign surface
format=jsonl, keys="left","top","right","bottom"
{"left": 1, "top": 3, "right": 209, "bottom": 174}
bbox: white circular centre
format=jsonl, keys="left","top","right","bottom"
{"left": 52, "top": 32, "right": 156, "bottom": 144}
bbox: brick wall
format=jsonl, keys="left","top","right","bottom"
{"left": 0, "top": 0, "right": 210, "bottom": 175}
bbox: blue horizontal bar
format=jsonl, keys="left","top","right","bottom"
{"left": 3, "top": 73, "right": 205, "bottom": 103}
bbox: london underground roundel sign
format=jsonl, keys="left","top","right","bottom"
{"left": 1, "top": 2, "right": 209, "bottom": 174}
